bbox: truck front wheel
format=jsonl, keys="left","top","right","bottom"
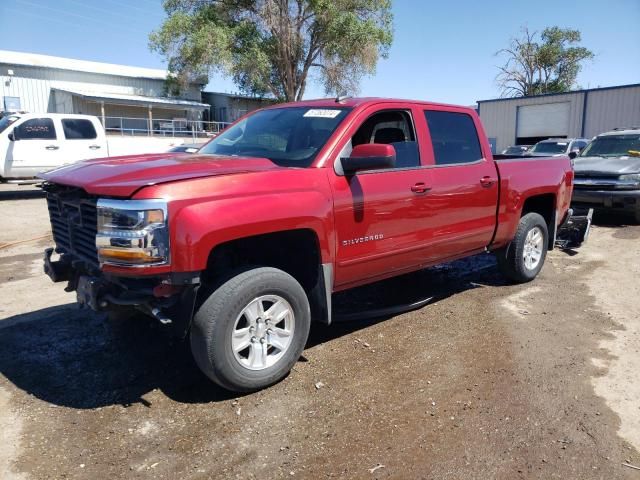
{"left": 496, "top": 212, "right": 549, "bottom": 283}
{"left": 190, "top": 267, "right": 311, "bottom": 392}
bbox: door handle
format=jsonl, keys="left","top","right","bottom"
{"left": 45, "top": 145, "right": 59, "bottom": 150}
{"left": 89, "top": 145, "right": 101, "bottom": 150}
{"left": 411, "top": 182, "right": 431, "bottom": 194}
{"left": 480, "top": 176, "right": 495, "bottom": 188}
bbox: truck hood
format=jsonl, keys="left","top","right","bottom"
{"left": 573, "top": 155, "right": 640, "bottom": 176}
{"left": 38, "top": 153, "right": 281, "bottom": 197}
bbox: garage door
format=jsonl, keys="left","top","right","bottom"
{"left": 517, "top": 102, "right": 570, "bottom": 138}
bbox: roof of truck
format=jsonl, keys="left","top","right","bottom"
{"left": 4, "top": 113, "right": 99, "bottom": 120}
{"left": 269, "top": 97, "right": 475, "bottom": 111}
{"left": 599, "top": 127, "right": 640, "bottom": 136}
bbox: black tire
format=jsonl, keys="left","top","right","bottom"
{"left": 190, "top": 267, "right": 311, "bottom": 392}
{"left": 496, "top": 212, "right": 549, "bottom": 284}
{"left": 634, "top": 208, "right": 640, "bottom": 225}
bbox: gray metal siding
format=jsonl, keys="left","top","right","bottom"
{"left": 0, "top": 63, "right": 202, "bottom": 114}
{"left": 479, "top": 93, "right": 584, "bottom": 153}
{"left": 202, "top": 92, "right": 272, "bottom": 122}
{"left": 583, "top": 85, "right": 640, "bottom": 138}
{"left": 479, "top": 85, "right": 640, "bottom": 152}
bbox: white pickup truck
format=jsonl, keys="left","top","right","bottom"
{"left": 0, "top": 113, "right": 189, "bottom": 180}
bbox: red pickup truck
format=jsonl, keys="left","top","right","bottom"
{"left": 40, "top": 98, "right": 575, "bottom": 391}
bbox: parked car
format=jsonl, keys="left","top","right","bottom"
{"left": 528, "top": 138, "right": 589, "bottom": 157}
{"left": 0, "top": 114, "right": 108, "bottom": 179}
{"left": 39, "top": 97, "right": 579, "bottom": 392}
{"left": 572, "top": 127, "right": 640, "bottom": 223}
{"left": 501, "top": 145, "right": 531, "bottom": 156}
{"left": 167, "top": 143, "right": 203, "bottom": 154}
{"left": 0, "top": 113, "right": 192, "bottom": 180}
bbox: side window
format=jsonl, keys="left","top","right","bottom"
{"left": 424, "top": 110, "right": 483, "bottom": 165}
{"left": 62, "top": 119, "right": 97, "bottom": 140}
{"left": 351, "top": 110, "right": 420, "bottom": 168}
{"left": 573, "top": 140, "right": 587, "bottom": 151}
{"left": 15, "top": 118, "right": 57, "bottom": 140}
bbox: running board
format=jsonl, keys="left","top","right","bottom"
{"left": 332, "top": 296, "right": 434, "bottom": 323}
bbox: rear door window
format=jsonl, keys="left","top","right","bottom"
{"left": 62, "top": 119, "right": 97, "bottom": 139}
{"left": 424, "top": 110, "right": 483, "bottom": 165}
{"left": 15, "top": 118, "right": 57, "bottom": 140}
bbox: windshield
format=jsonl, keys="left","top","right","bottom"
{"left": 579, "top": 134, "right": 640, "bottom": 158}
{"left": 199, "top": 106, "right": 351, "bottom": 167}
{"left": 0, "top": 115, "right": 20, "bottom": 134}
{"left": 503, "top": 146, "right": 527, "bottom": 154}
{"left": 529, "top": 141, "right": 569, "bottom": 154}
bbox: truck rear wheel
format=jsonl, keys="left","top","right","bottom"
{"left": 496, "top": 212, "right": 549, "bottom": 283}
{"left": 190, "top": 267, "right": 311, "bottom": 392}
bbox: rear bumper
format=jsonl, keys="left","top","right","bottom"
{"left": 572, "top": 189, "right": 640, "bottom": 212}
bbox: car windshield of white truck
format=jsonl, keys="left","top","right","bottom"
{"left": 580, "top": 134, "right": 640, "bottom": 158}
{"left": 503, "top": 146, "right": 527, "bottom": 154}
{"left": 199, "top": 107, "right": 351, "bottom": 167}
{"left": 0, "top": 115, "right": 20, "bottom": 134}
{"left": 529, "top": 141, "right": 568, "bottom": 154}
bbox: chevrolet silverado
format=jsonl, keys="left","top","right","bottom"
{"left": 40, "top": 98, "right": 576, "bottom": 391}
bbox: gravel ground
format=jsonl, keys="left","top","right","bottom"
{"left": 1, "top": 186, "right": 639, "bottom": 480}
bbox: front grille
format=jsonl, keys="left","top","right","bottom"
{"left": 573, "top": 174, "right": 630, "bottom": 191}
{"left": 573, "top": 183, "right": 618, "bottom": 191}
{"left": 44, "top": 185, "right": 99, "bottom": 269}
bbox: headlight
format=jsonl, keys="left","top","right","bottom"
{"left": 619, "top": 173, "right": 640, "bottom": 183}
{"left": 96, "top": 199, "right": 169, "bottom": 266}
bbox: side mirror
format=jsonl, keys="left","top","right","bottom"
{"left": 8, "top": 130, "right": 16, "bottom": 141}
{"left": 341, "top": 143, "right": 396, "bottom": 175}
{"left": 568, "top": 151, "right": 578, "bottom": 159}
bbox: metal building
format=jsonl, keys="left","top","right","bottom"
{"left": 477, "top": 83, "right": 640, "bottom": 153}
{"left": 0, "top": 50, "right": 210, "bottom": 135}
{"left": 202, "top": 91, "right": 275, "bottom": 123}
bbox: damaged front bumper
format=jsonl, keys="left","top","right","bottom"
{"left": 555, "top": 208, "right": 593, "bottom": 249}
{"left": 44, "top": 248, "right": 200, "bottom": 337}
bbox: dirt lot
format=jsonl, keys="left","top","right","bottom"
{"left": 1, "top": 184, "right": 639, "bottom": 479}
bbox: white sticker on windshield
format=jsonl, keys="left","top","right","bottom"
{"left": 557, "top": 142, "right": 568, "bottom": 146}
{"left": 304, "top": 109, "right": 341, "bottom": 119}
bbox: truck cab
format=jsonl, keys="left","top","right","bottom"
{"left": 0, "top": 113, "right": 107, "bottom": 179}
{"left": 528, "top": 138, "right": 589, "bottom": 157}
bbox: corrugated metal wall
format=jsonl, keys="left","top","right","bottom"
{"left": 0, "top": 63, "right": 202, "bottom": 114}
{"left": 202, "top": 92, "right": 272, "bottom": 122}
{"left": 479, "top": 92, "right": 585, "bottom": 153}
{"left": 479, "top": 85, "right": 640, "bottom": 153}
{"left": 583, "top": 85, "right": 640, "bottom": 137}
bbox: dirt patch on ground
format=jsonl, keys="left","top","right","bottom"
{"left": 584, "top": 226, "right": 640, "bottom": 451}
{"left": 0, "top": 198, "right": 639, "bottom": 479}
{"left": 0, "top": 385, "right": 26, "bottom": 480}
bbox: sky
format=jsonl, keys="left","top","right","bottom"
{"left": 1, "top": 0, "right": 639, "bottom": 106}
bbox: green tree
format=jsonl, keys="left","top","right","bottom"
{"left": 495, "top": 26, "right": 594, "bottom": 97}
{"left": 150, "top": 0, "right": 393, "bottom": 101}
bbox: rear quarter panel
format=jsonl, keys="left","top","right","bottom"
{"left": 492, "top": 156, "right": 574, "bottom": 248}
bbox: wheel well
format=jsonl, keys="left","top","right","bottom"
{"left": 205, "top": 229, "right": 320, "bottom": 288}
{"left": 203, "top": 229, "right": 330, "bottom": 323}
{"left": 521, "top": 194, "right": 556, "bottom": 249}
